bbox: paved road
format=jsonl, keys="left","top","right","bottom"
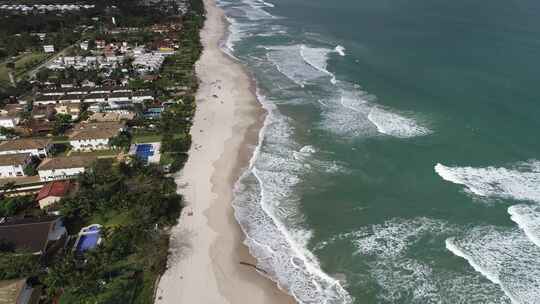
{"left": 27, "top": 43, "right": 79, "bottom": 79}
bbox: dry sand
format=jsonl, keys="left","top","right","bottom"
{"left": 155, "top": 0, "right": 295, "bottom": 303}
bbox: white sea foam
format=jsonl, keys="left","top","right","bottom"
{"left": 299, "top": 45, "right": 337, "bottom": 84}
{"left": 367, "top": 106, "right": 432, "bottom": 138}
{"left": 265, "top": 45, "right": 335, "bottom": 87}
{"left": 508, "top": 204, "right": 540, "bottom": 248}
{"left": 259, "top": 0, "right": 275, "bottom": 7}
{"left": 319, "top": 87, "right": 431, "bottom": 139}
{"left": 223, "top": 16, "right": 250, "bottom": 52}
{"left": 232, "top": 92, "right": 352, "bottom": 304}
{"left": 434, "top": 161, "right": 540, "bottom": 203}
{"left": 317, "top": 218, "right": 507, "bottom": 303}
{"left": 446, "top": 226, "right": 540, "bottom": 304}
{"left": 335, "top": 45, "right": 346, "bottom": 56}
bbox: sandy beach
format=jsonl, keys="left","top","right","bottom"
{"left": 154, "top": 0, "right": 295, "bottom": 303}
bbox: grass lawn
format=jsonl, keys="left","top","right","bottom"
{"left": 90, "top": 211, "right": 131, "bottom": 229}
{"left": 69, "top": 149, "right": 119, "bottom": 158}
{"left": 132, "top": 133, "right": 162, "bottom": 144}
{"left": 0, "top": 52, "right": 49, "bottom": 85}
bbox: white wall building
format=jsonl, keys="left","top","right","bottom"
{"left": 0, "top": 138, "right": 52, "bottom": 158}
{"left": 68, "top": 123, "right": 124, "bottom": 151}
{"left": 37, "top": 156, "right": 96, "bottom": 181}
{"left": 0, "top": 153, "right": 32, "bottom": 178}
{"left": 43, "top": 45, "right": 55, "bottom": 53}
{"left": 0, "top": 116, "right": 20, "bottom": 128}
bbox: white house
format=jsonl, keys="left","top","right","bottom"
{"left": 0, "top": 153, "right": 32, "bottom": 178}
{"left": 0, "top": 138, "right": 52, "bottom": 158}
{"left": 0, "top": 116, "right": 20, "bottom": 128}
{"left": 131, "top": 91, "right": 154, "bottom": 103}
{"left": 68, "top": 122, "right": 124, "bottom": 151}
{"left": 43, "top": 45, "right": 55, "bottom": 53}
{"left": 37, "top": 156, "right": 96, "bottom": 181}
{"left": 34, "top": 95, "right": 59, "bottom": 105}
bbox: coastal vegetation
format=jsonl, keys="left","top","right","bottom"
{"left": 44, "top": 159, "right": 182, "bottom": 303}
{"left": 0, "top": 0, "right": 206, "bottom": 302}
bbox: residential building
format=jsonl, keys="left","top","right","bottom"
{"left": 55, "top": 102, "right": 81, "bottom": 120}
{"left": 0, "top": 278, "right": 41, "bottom": 304}
{"left": 0, "top": 153, "right": 32, "bottom": 178}
{"left": 0, "top": 216, "right": 67, "bottom": 257}
{"left": 68, "top": 122, "right": 125, "bottom": 151}
{"left": 88, "top": 112, "right": 136, "bottom": 122}
{"left": 36, "top": 180, "right": 74, "bottom": 209}
{"left": 31, "top": 105, "right": 56, "bottom": 121}
{"left": 43, "top": 45, "right": 54, "bottom": 53}
{"left": 0, "top": 138, "right": 52, "bottom": 158}
{"left": 0, "top": 104, "right": 25, "bottom": 116}
{"left": 37, "top": 156, "right": 96, "bottom": 181}
{"left": 0, "top": 116, "right": 20, "bottom": 128}
{"left": 34, "top": 95, "right": 58, "bottom": 105}
{"left": 132, "top": 91, "right": 154, "bottom": 103}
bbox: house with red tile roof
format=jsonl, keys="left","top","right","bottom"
{"left": 36, "top": 181, "right": 74, "bottom": 209}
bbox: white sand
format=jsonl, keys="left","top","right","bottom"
{"left": 154, "top": 0, "right": 295, "bottom": 303}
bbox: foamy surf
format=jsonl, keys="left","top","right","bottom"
{"left": 367, "top": 106, "right": 432, "bottom": 138}
{"left": 335, "top": 45, "right": 346, "bottom": 56}
{"left": 314, "top": 218, "right": 508, "bottom": 303}
{"left": 508, "top": 204, "right": 540, "bottom": 249}
{"left": 232, "top": 93, "right": 353, "bottom": 304}
{"left": 446, "top": 226, "right": 540, "bottom": 304}
{"left": 434, "top": 161, "right": 540, "bottom": 203}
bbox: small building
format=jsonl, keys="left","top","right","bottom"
{"left": 0, "top": 216, "right": 67, "bottom": 257}
{"left": 68, "top": 122, "right": 125, "bottom": 151}
{"left": 43, "top": 45, "right": 54, "bottom": 53}
{"left": 55, "top": 102, "right": 80, "bottom": 120}
{"left": 31, "top": 105, "right": 56, "bottom": 121}
{"left": 0, "top": 116, "right": 20, "bottom": 128}
{"left": 37, "top": 156, "right": 96, "bottom": 182}
{"left": 0, "top": 153, "right": 32, "bottom": 178}
{"left": 0, "top": 138, "right": 52, "bottom": 158}
{"left": 33, "top": 95, "right": 58, "bottom": 105}
{"left": 0, "top": 104, "right": 25, "bottom": 116}
{"left": 0, "top": 278, "right": 41, "bottom": 304}
{"left": 36, "top": 180, "right": 73, "bottom": 209}
{"left": 88, "top": 112, "right": 135, "bottom": 122}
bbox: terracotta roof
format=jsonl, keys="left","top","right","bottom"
{"left": 0, "top": 153, "right": 31, "bottom": 166}
{"left": 36, "top": 181, "right": 72, "bottom": 201}
{"left": 0, "top": 138, "right": 51, "bottom": 152}
{"left": 68, "top": 122, "right": 124, "bottom": 140}
{"left": 37, "top": 156, "right": 96, "bottom": 171}
{"left": 0, "top": 216, "right": 60, "bottom": 253}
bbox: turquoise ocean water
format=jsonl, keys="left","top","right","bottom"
{"left": 221, "top": 0, "right": 540, "bottom": 303}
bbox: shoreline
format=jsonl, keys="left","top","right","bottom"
{"left": 155, "top": 0, "right": 295, "bottom": 303}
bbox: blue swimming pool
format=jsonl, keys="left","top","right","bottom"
{"left": 135, "top": 144, "right": 154, "bottom": 162}
{"left": 76, "top": 232, "right": 100, "bottom": 252}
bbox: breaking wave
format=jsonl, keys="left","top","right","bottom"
{"left": 315, "top": 218, "right": 509, "bottom": 303}
{"left": 508, "top": 204, "right": 540, "bottom": 248}
{"left": 367, "top": 106, "right": 432, "bottom": 138}
{"left": 232, "top": 93, "right": 352, "bottom": 304}
{"left": 446, "top": 226, "right": 540, "bottom": 304}
{"left": 434, "top": 161, "right": 540, "bottom": 203}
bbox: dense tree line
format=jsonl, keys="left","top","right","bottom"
{"left": 44, "top": 159, "right": 183, "bottom": 303}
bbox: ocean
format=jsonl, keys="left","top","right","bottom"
{"left": 219, "top": 0, "right": 540, "bottom": 303}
